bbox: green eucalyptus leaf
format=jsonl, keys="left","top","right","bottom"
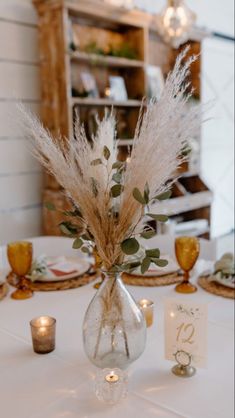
{"left": 59, "top": 223, "right": 73, "bottom": 236}
{"left": 121, "top": 238, "right": 140, "bottom": 255}
{"left": 81, "top": 232, "right": 92, "bottom": 241}
{"left": 121, "top": 261, "right": 141, "bottom": 272}
{"left": 59, "top": 224, "right": 71, "bottom": 235}
{"left": 141, "top": 257, "right": 151, "bottom": 274}
{"left": 119, "top": 263, "right": 131, "bottom": 271}
{"left": 44, "top": 202, "right": 56, "bottom": 211}
{"left": 111, "top": 184, "right": 123, "bottom": 198}
{"left": 112, "top": 172, "right": 122, "bottom": 184}
{"left": 146, "top": 213, "right": 168, "bottom": 222}
{"left": 90, "top": 158, "right": 102, "bottom": 166}
{"left": 72, "top": 237, "right": 83, "bottom": 249}
{"left": 112, "top": 161, "right": 124, "bottom": 170}
{"left": 129, "top": 261, "right": 142, "bottom": 270}
{"left": 146, "top": 248, "right": 160, "bottom": 258}
{"left": 59, "top": 221, "right": 78, "bottom": 236}
{"left": 103, "top": 145, "right": 111, "bottom": 160}
{"left": 63, "top": 208, "right": 83, "bottom": 218}
{"left": 81, "top": 246, "right": 90, "bottom": 253}
{"left": 154, "top": 190, "right": 172, "bottom": 200}
{"left": 144, "top": 182, "right": 150, "bottom": 204}
{"left": 132, "top": 188, "right": 146, "bottom": 204}
{"left": 109, "top": 265, "right": 122, "bottom": 273}
{"left": 140, "top": 230, "right": 156, "bottom": 239}
{"left": 152, "top": 258, "right": 168, "bottom": 267}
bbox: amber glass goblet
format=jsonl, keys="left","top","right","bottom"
{"left": 175, "top": 236, "right": 200, "bottom": 294}
{"left": 7, "top": 241, "right": 33, "bottom": 300}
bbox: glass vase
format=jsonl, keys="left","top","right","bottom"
{"left": 83, "top": 272, "right": 146, "bottom": 369}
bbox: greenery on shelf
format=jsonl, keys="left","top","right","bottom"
{"left": 84, "top": 41, "right": 138, "bottom": 60}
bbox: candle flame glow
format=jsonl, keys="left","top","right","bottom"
{"left": 105, "top": 371, "right": 119, "bottom": 383}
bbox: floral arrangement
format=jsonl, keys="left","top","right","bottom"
{"left": 19, "top": 48, "right": 201, "bottom": 274}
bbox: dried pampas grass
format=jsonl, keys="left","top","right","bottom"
{"left": 19, "top": 48, "right": 202, "bottom": 270}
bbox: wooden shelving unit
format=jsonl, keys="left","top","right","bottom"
{"left": 33, "top": 0, "right": 212, "bottom": 238}
{"left": 71, "top": 98, "right": 142, "bottom": 107}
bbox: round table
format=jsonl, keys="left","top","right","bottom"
{"left": 0, "top": 253, "right": 234, "bottom": 418}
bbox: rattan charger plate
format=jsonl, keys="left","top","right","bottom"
{"left": 0, "top": 282, "right": 9, "bottom": 300}
{"left": 6, "top": 270, "right": 98, "bottom": 292}
{"left": 122, "top": 271, "right": 183, "bottom": 286}
{"left": 198, "top": 275, "right": 235, "bottom": 299}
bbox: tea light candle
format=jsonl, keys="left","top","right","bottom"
{"left": 105, "top": 371, "right": 119, "bottom": 383}
{"left": 95, "top": 368, "right": 128, "bottom": 404}
{"left": 30, "top": 316, "right": 56, "bottom": 354}
{"left": 138, "top": 299, "right": 154, "bottom": 327}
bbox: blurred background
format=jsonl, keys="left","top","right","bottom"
{"left": 0, "top": 0, "right": 234, "bottom": 246}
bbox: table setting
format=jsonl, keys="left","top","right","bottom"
{"left": 0, "top": 48, "right": 234, "bottom": 418}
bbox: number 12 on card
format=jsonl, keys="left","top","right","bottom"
{"left": 164, "top": 299, "right": 208, "bottom": 368}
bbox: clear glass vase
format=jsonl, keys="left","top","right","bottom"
{"left": 83, "top": 272, "right": 146, "bottom": 369}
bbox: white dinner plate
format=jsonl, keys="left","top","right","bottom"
{"left": 32, "top": 256, "right": 91, "bottom": 282}
{"left": 128, "top": 255, "right": 179, "bottom": 277}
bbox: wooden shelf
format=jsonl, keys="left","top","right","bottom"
{"left": 175, "top": 227, "right": 210, "bottom": 237}
{"left": 117, "top": 139, "right": 133, "bottom": 146}
{"left": 71, "top": 98, "right": 142, "bottom": 107}
{"left": 70, "top": 51, "right": 145, "bottom": 69}
{"left": 150, "top": 191, "right": 213, "bottom": 217}
{"left": 66, "top": 0, "right": 151, "bottom": 28}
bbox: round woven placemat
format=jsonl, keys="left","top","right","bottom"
{"left": 198, "top": 276, "right": 235, "bottom": 299}
{"left": 6, "top": 270, "right": 98, "bottom": 292}
{"left": 122, "top": 271, "right": 183, "bottom": 286}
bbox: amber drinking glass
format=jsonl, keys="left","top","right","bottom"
{"left": 175, "top": 236, "right": 200, "bottom": 294}
{"left": 7, "top": 241, "right": 33, "bottom": 299}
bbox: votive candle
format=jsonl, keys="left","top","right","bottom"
{"left": 138, "top": 299, "right": 154, "bottom": 327}
{"left": 95, "top": 368, "right": 128, "bottom": 404}
{"left": 30, "top": 316, "right": 56, "bottom": 354}
{"left": 105, "top": 371, "right": 119, "bottom": 383}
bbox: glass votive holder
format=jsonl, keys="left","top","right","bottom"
{"left": 30, "top": 316, "right": 56, "bottom": 354}
{"left": 137, "top": 299, "right": 154, "bottom": 327}
{"left": 94, "top": 368, "right": 128, "bottom": 404}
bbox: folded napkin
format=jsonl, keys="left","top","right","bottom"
{"left": 49, "top": 260, "right": 77, "bottom": 277}
{"left": 28, "top": 256, "right": 86, "bottom": 281}
{"left": 208, "top": 253, "right": 235, "bottom": 289}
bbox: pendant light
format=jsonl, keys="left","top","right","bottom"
{"left": 156, "top": 0, "right": 196, "bottom": 48}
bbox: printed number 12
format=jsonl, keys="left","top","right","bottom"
{"left": 176, "top": 322, "right": 195, "bottom": 344}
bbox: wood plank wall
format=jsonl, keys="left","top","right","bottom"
{"left": 0, "top": 0, "right": 42, "bottom": 245}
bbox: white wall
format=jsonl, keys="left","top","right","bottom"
{"left": 0, "top": 0, "right": 42, "bottom": 245}
{"left": 201, "top": 37, "right": 234, "bottom": 237}
{"left": 0, "top": 0, "right": 234, "bottom": 243}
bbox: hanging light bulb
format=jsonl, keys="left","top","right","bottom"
{"left": 156, "top": 0, "right": 196, "bottom": 48}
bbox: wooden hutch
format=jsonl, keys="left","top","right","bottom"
{"left": 33, "top": 0, "right": 212, "bottom": 238}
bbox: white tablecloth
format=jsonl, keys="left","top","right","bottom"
{"left": 0, "top": 247, "right": 234, "bottom": 418}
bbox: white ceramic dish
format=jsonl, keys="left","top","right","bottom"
{"left": 31, "top": 256, "right": 91, "bottom": 282}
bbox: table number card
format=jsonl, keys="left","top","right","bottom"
{"left": 164, "top": 299, "right": 208, "bottom": 367}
